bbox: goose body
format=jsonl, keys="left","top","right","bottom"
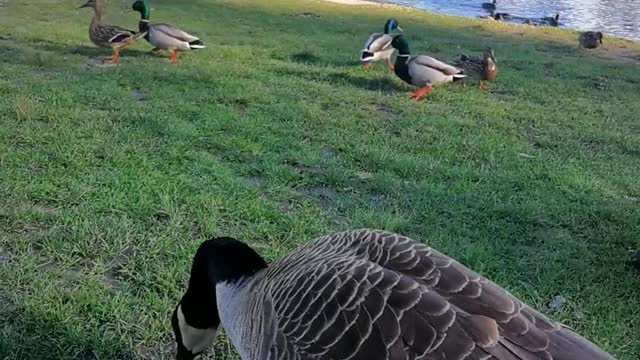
{"left": 132, "top": 1, "right": 205, "bottom": 63}
{"left": 360, "top": 19, "right": 402, "bottom": 70}
{"left": 482, "top": 0, "right": 497, "bottom": 11}
{"left": 390, "top": 35, "right": 465, "bottom": 100}
{"left": 79, "top": 0, "right": 139, "bottom": 63}
{"left": 173, "top": 229, "right": 616, "bottom": 360}
{"left": 578, "top": 31, "right": 604, "bottom": 49}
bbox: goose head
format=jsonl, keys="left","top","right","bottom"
{"left": 171, "top": 237, "right": 268, "bottom": 359}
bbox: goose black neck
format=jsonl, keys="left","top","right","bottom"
{"left": 179, "top": 237, "right": 268, "bottom": 328}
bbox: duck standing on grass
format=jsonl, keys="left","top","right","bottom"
{"left": 360, "top": 18, "right": 402, "bottom": 70}
{"left": 579, "top": 31, "right": 604, "bottom": 49}
{"left": 78, "top": 0, "right": 141, "bottom": 63}
{"left": 454, "top": 48, "right": 497, "bottom": 90}
{"left": 390, "top": 35, "right": 466, "bottom": 101}
{"left": 131, "top": 0, "right": 205, "bottom": 63}
{"left": 171, "top": 229, "right": 617, "bottom": 360}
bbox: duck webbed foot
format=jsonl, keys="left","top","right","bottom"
{"left": 409, "top": 85, "right": 433, "bottom": 101}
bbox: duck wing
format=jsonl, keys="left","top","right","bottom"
{"left": 364, "top": 33, "right": 393, "bottom": 52}
{"left": 98, "top": 25, "right": 136, "bottom": 44}
{"left": 453, "top": 54, "right": 484, "bottom": 75}
{"left": 411, "top": 55, "right": 463, "bottom": 75}
{"left": 152, "top": 23, "right": 200, "bottom": 42}
{"left": 258, "top": 229, "right": 615, "bottom": 360}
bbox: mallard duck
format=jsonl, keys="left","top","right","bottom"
{"left": 579, "top": 31, "right": 604, "bottom": 49}
{"left": 131, "top": 0, "right": 205, "bottom": 63}
{"left": 543, "top": 13, "right": 560, "bottom": 26}
{"left": 78, "top": 0, "right": 139, "bottom": 63}
{"left": 359, "top": 18, "right": 402, "bottom": 70}
{"left": 172, "top": 229, "right": 616, "bottom": 360}
{"left": 454, "top": 48, "right": 497, "bottom": 90}
{"left": 390, "top": 35, "right": 465, "bottom": 101}
{"left": 482, "top": 0, "right": 497, "bottom": 11}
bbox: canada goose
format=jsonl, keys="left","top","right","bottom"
{"left": 390, "top": 35, "right": 466, "bottom": 101}
{"left": 172, "top": 229, "right": 616, "bottom": 360}
{"left": 482, "top": 0, "right": 497, "bottom": 11}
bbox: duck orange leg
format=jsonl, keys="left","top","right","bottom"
{"left": 362, "top": 62, "right": 369, "bottom": 69}
{"left": 386, "top": 60, "right": 394, "bottom": 71}
{"left": 170, "top": 50, "right": 177, "bottom": 63}
{"left": 106, "top": 48, "right": 120, "bottom": 63}
{"left": 479, "top": 80, "right": 487, "bottom": 90}
{"left": 409, "top": 85, "right": 433, "bottom": 101}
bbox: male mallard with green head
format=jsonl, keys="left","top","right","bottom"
{"left": 578, "top": 31, "right": 604, "bottom": 49}
{"left": 131, "top": 1, "right": 205, "bottom": 63}
{"left": 454, "top": 48, "right": 497, "bottom": 90}
{"left": 78, "top": 0, "right": 140, "bottom": 63}
{"left": 390, "top": 35, "right": 466, "bottom": 101}
{"left": 360, "top": 18, "right": 402, "bottom": 70}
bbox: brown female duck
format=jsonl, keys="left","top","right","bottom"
{"left": 454, "top": 48, "right": 497, "bottom": 90}
{"left": 79, "top": 0, "right": 141, "bottom": 63}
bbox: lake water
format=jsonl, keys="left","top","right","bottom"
{"left": 383, "top": 0, "right": 640, "bottom": 42}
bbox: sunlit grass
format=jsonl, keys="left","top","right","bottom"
{"left": 1, "top": 0, "right": 639, "bottom": 359}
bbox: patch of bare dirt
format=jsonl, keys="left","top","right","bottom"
{"left": 104, "top": 245, "right": 136, "bottom": 290}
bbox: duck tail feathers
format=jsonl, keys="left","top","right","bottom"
{"left": 452, "top": 73, "right": 467, "bottom": 82}
{"left": 189, "top": 39, "right": 205, "bottom": 49}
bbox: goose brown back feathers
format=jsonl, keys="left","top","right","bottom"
{"left": 198, "top": 229, "right": 617, "bottom": 360}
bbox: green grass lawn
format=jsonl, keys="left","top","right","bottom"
{"left": 1, "top": 0, "right": 639, "bottom": 358}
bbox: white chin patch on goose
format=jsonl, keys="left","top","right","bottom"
{"left": 177, "top": 305, "right": 218, "bottom": 354}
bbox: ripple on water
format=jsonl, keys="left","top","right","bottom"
{"left": 385, "top": 0, "right": 640, "bottom": 42}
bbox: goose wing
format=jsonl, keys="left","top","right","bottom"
{"left": 411, "top": 55, "right": 463, "bottom": 75}
{"left": 262, "top": 229, "right": 615, "bottom": 360}
{"left": 151, "top": 23, "right": 200, "bottom": 42}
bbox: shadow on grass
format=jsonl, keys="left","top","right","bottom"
{"left": 275, "top": 67, "right": 405, "bottom": 93}
{"left": 32, "top": 43, "right": 150, "bottom": 58}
